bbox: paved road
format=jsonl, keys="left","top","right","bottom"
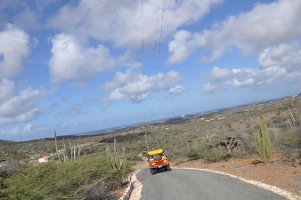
{"left": 136, "top": 168, "right": 287, "bottom": 200}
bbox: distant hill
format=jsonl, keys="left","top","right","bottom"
{"left": 164, "top": 116, "right": 190, "bottom": 125}
{"left": 0, "top": 139, "right": 15, "bottom": 146}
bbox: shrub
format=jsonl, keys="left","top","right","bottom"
{"left": 0, "top": 161, "right": 24, "bottom": 178}
{"left": 187, "top": 139, "right": 207, "bottom": 160}
{"left": 280, "top": 128, "right": 301, "bottom": 164}
{"left": 2, "top": 155, "right": 131, "bottom": 200}
{"left": 281, "top": 128, "right": 301, "bottom": 148}
{"left": 203, "top": 147, "right": 228, "bottom": 163}
{"left": 187, "top": 139, "right": 228, "bottom": 162}
{"left": 288, "top": 109, "right": 301, "bottom": 128}
{"left": 253, "top": 119, "right": 272, "bottom": 163}
{"left": 0, "top": 177, "right": 7, "bottom": 198}
{"left": 85, "top": 183, "right": 117, "bottom": 200}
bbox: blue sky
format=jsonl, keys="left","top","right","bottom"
{"left": 0, "top": 0, "right": 301, "bottom": 141}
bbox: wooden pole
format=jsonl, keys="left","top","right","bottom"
{"left": 144, "top": 132, "right": 149, "bottom": 152}
{"left": 77, "top": 143, "right": 81, "bottom": 158}
{"left": 69, "top": 141, "right": 73, "bottom": 160}
{"left": 122, "top": 146, "right": 126, "bottom": 178}
{"left": 73, "top": 142, "right": 76, "bottom": 160}
{"left": 54, "top": 130, "right": 61, "bottom": 162}
{"left": 63, "top": 138, "right": 68, "bottom": 162}
{"left": 113, "top": 138, "right": 117, "bottom": 165}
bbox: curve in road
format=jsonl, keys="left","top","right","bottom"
{"left": 136, "top": 168, "right": 288, "bottom": 200}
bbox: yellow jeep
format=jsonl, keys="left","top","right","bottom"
{"left": 147, "top": 148, "right": 170, "bottom": 174}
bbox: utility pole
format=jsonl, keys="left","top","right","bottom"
{"left": 54, "top": 130, "right": 61, "bottom": 162}
{"left": 122, "top": 146, "right": 126, "bottom": 178}
{"left": 69, "top": 141, "right": 73, "bottom": 160}
{"left": 144, "top": 132, "right": 149, "bottom": 152}
{"left": 113, "top": 138, "right": 117, "bottom": 166}
{"left": 63, "top": 138, "right": 68, "bottom": 162}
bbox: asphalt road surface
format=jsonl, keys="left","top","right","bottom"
{"left": 136, "top": 168, "right": 287, "bottom": 200}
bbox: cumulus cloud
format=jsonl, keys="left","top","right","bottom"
{"left": 202, "top": 82, "right": 218, "bottom": 93}
{"left": 258, "top": 43, "right": 301, "bottom": 73}
{"left": 168, "top": 30, "right": 194, "bottom": 65}
{"left": 0, "top": 79, "right": 45, "bottom": 126}
{"left": 169, "top": 0, "right": 301, "bottom": 64}
{"left": 203, "top": 42, "right": 301, "bottom": 92}
{"left": 103, "top": 70, "right": 184, "bottom": 103}
{"left": 49, "top": 0, "right": 221, "bottom": 48}
{"left": 0, "top": 123, "right": 48, "bottom": 139}
{"left": 168, "top": 85, "right": 185, "bottom": 95}
{"left": 0, "top": 79, "right": 15, "bottom": 104}
{"left": 23, "top": 123, "right": 34, "bottom": 133}
{"left": 0, "top": 24, "right": 30, "bottom": 77}
{"left": 0, "top": 0, "right": 59, "bottom": 29}
{"left": 49, "top": 33, "right": 130, "bottom": 83}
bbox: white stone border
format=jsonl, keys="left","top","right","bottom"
{"left": 119, "top": 170, "right": 143, "bottom": 200}
{"left": 129, "top": 170, "right": 143, "bottom": 200}
{"left": 173, "top": 167, "right": 301, "bottom": 200}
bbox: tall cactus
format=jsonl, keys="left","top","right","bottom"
{"left": 105, "top": 138, "right": 127, "bottom": 174}
{"left": 289, "top": 109, "right": 301, "bottom": 128}
{"left": 253, "top": 119, "right": 272, "bottom": 163}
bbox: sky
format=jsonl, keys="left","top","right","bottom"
{"left": 0, "top": 0, "right": 301, "bottom": 141}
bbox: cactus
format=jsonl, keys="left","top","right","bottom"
{"left": 105, "top": 138, "right": 126, "bottom": 178}
{"left": 289, "top": 109, "right": 301, "bottom": 128}
{"left": 253, "top": 119, "right": 272, "bottom": 163}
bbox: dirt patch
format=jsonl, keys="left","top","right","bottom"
{"left": 132, "top": 160, "right": 148, "bottom": 171}
{"left": 114, "top": 186, "right": 128, "bottom": 199}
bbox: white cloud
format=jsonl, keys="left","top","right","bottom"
{"left": 202, "top": 82, "right": 218, "bottom": 93}
{"left": 0, "top": 123, "right": 48, "bottom": 139}
{"left": 23, "top": 123, "right": 33, "bottom": 133}
{"left": 49, "top": 0, "right": 221, "bottom": 48}
{"left": 168, "top": 85, "right": 185, "bottom": 95}
{"left": 0, "top": 24, "right": 30, "bottom": 77}
{"left": 0, "top": 0, "right": 59, "bottom": 29}
{"left": 169, "top": 0, "right": 301, "bottom": 64}
{"left": 0, "top": 81, "right": 45, "bottom": 126}
{"left": 0, "top": 78, "right": 15, "bottom": 104}
{"left": 210, "top": 67, "right": 232, "bottom": 80}
{"left": 103, "top": 70, "right": 184, "bottom": 103}
{"left": 258, "top": 43, "right": 301, "bottom": 73}
{"left": 168, "top": 30, "right": 193, "bottom": 65}
{"left": 203, "top": 42, "right": 301, "bottom": 92}
{"left": 203, "top": 65, "right": 287, "bottom": 93}
{"left": 49, "top": 33, "right": 128, "bottom": 83}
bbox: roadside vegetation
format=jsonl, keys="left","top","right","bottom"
{"left": 253, "top": 119, "right": 272, "bottom": 163}
{"left": 1, "top": 155, "right": 130, "bottom": 200}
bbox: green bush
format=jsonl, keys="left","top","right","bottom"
{"left": 203, "top": 147, "right": 227, "bottom": 163}
{"left": 281, "top": 128, "right": 301, "bottom": 148}
{"left": 187, "top": 139, "right": 207, "bottom": 160}
{"left": 1, "top": 156, "right": 131, "bottom": 200}
{"left": 288, "top": 109, "right": 301, "bottom": 128}
{"left": 280, "top": 128, "right": 301, "bottom": 164}
{"left": 187, "top": 139, "right": 227, "bottom": 162}
{"left": 253, "top": 119, "right": 272, "bottom": 163}
{"left": 0, "top": 177, "right": 6, "bottom": 199}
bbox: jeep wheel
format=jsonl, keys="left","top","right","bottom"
{"left": 150, "top": 169, "right": 156, "bottom": 175}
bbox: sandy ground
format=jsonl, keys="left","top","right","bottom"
{"left": 133, "top": 155, "right": 301, "bottom": 197}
